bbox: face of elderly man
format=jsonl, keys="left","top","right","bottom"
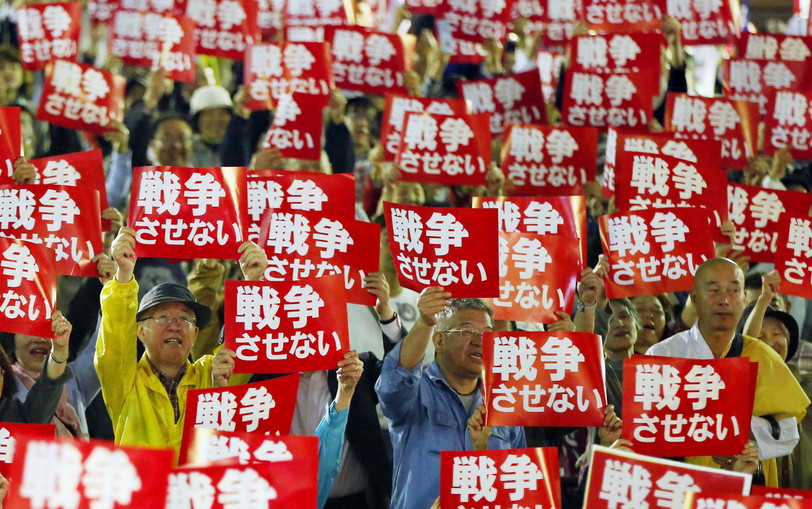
{"left": 137, "top": 302, "right": 200, "bottom": 366}
{"left": 690, "top": 259, "right": 746, "bottom": 334}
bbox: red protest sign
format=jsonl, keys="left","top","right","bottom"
{"left": 537, "top": 51, "right": 565, "bottom": 103}
{"left": 723, "top": 59, "right": 811, "bottom": 119}
{"left": 727, "top": 182, "right": 812, "bottom": 264}
{"left": 483, "top": 331, "right": 606, "bottom": 427}
{"left": 261, "top": 93, "right": 322, "bottom": 161}
{"left": 685, "top": 493, "right": 812, "bottom": 508}
{"left": 257, "top": 0, "right": 284, "bottom": 39}
{"left": 380, "top": 94, "right": 471, "bottom": 161}
{"left": 37, "top": 60, "right": 125, "bottom": 136}
{"left": 447, "top": 39, "right": 487, "bottom": 65}
{"left": 614, "top": 152, "right": 729, "bottom": 236}
{"left": 0, "top": 107, "right": 21, "bottom": 176}
{"left": 489, "top": 232, "right": 581, "bottom": 324}
{"left": 7, "top": 435, "right": 174, "bottom": 509}
{"left": 571, "top": 33, "right": 663, "bottom": 76}
{"left": 583, "top": 0, "right": 665, "bottom": 32}
{"left": 540, "top": 0, "right": 577, "bottom": 45}
{"left": 396, "top": 112, "right": 490, "bottom": 186}
{"left": 168, "top": 460, "right": 316, "bottom": 509}
{"left": 501, "top": 124, "right": 598, "bottom": 196}
{"left": 764, "top": 91, "right": 812, "bottom": 158}
{"left": 583, "top": 446, "right": 752, "bottom": 509}
{"left": 0, "top": 423, "right": 55, "bottom": 478}
{"left": 562, "top": 70, "right": 656, "bottom": 132}
{"left": 384, "top": 202, "right": 499, "bottom": 298}
{"left": 599, "top": 208, "right": 715, "bottom": 299}
{"left": 775, "top": 216, "right": 812, "bottom": 300}
{"left": 284, "top": 0, "right": 350, "bottom": 42}
{"left": 89, "top": 0, "right": 117, "bottom": 23}
{"left": 0, "top": 185, "right": 103, "bottom": 277}
{"left": 439, "top": 0, "right": 513, "bottom": 44}
{"left": 180, "top": 429, "right": 318, "bottom": 468}
{"left": 622, "top": 356, "right": 756, "bottom": 457}
{"left": 440, "top": 448, "right": 561, "bottom": 509}
{"left": 667, "top": 0, "right": 738, "bottom": 45}
{"left": 741, "top": 33, "right": 812, "bottom": 62}
{"left": 119, "top": 0, "right": 185, "bottom": 16}
{"left": 185, "top": 0, "right": 258, "bottom": 60}
{"left": 224, "top": 277, "right": 350, "bottom": 373}
{"left": 246, "top": 170, "right": 355, "bottom": 222}
{"left": 404, "top": 0, "right": 441, "bottom": 14}
{"left": 244, "top": 42, "right": 333, "bottom": 110}
{"left": 603, "top": 128, "right": 722, "bottom": 200}
{"left": 128, "top": 166, "right": 248, "bottom": 260}
{"left": 0, "top": 237, "right": 56, "bottom": 338}
{"left": 327, "top": 26, "right": 414, "bottom": 96}
{"left": 473, "top": 195, "right": 588, "bottom": 270}
{"left": 664, "top": 94, "right": 758, "bottom": 169}
{"left": 16, "top": 2, "right": 82, "bottom": 71}
{"left": 180, "top": 374, "right": 299, "bottom": 458}
{"left": 751, "top": 485, "right": 812, "bottom": 499}
{"left": 457, "top": 70, "right": 548, "bottom": 135}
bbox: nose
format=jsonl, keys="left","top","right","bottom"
{"left": 165, "top": 317, "right": 182, "bottom": 330}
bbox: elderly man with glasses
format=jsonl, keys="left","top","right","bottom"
{"left": 376, "top": 287, "right": 526, "bottom": 509}
{"left": 95, "top": 227, "right": 268, "bottom": 459}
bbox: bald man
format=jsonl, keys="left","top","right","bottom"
{"left": 648, "top": 257, "right": 809, "bottom": 486}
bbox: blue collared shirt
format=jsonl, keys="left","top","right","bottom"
{"left": 376, "top": 342, "right": 526, "bottom": 509}
{"left": 315, "top": 401, "right": 349, "bottom": 509}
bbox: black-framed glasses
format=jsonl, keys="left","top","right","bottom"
{"left": 438, "top": 329, "right": 487, "bottom": 341}
{"left": 140, "top": 315, "right": 196, "bottom": 328}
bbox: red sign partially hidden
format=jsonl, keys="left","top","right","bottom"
{"left": 777, "top": 216, "right": 812, "bottom": 300}
{"left": 599, "top": 208, "right": 716, "bottom": 299}
{"left": 0, "top": 107, "right": 21, "bottom": 177}
{"left": 396, "top": 112, "right": 490, "bottom": 186}
{"left": 440, "top": 448, "right": 561, "bottom": 509}
{"left": 180, "top": 429, "right": 318, "bottom": 468}
{"left": 489, "top": 233, "right": 581, "bottom": 324}
{"left": 7, "top": 434, "right": 174, "bottom": 509}
{"left": 185, "top": 0, "right": 258, "bottom": 60}
{"left": 727, "top": 182, "right": 812, "bottom": 264}
{"left": 457, "top": 70, "right": 548, "bottom": 134}
{"left": 284, "top": 0, "right": 350, "bottom": 43}
{"left": 384, "top": 202, "right": 499, "bottom": 298}
{"left": 16, "top": 2, "right": 82, "bottom": 71}
{"left": 668, "top": 0, "right": 738, "bottom": 45}
{"left": 438, "top": 0, "right": 513, "bottom": 44}
{"left": 723, "top": 59, "right": 812, "bottom": 119}
{"left": 584, "top": 446, "right": 752, "bottom": 509}
{"left": 224, "top": 277, "right": 350, "bottom": 373}
{"left": 0, "top": 237, "right": 56, "bottom": 338}
{"left": 684, "top": 493, "right": 812, "bottom": 508}
{"left": 750, "top": 485, "right": 812, "bottom": 499}
{"left": 36, "top": 60, "right": 125, "bottom": 136}
{"left": 244, "top": 42, "right": 333, "bottom": 110}
{"left": 261, "top": 93, "right": 323, "bottom": 161}
{"left": 483, "top": 331, "right": 606, "bottom": 427}
{"left": 128, "top": 166, "right": 248, "bottom": 260}
{"left": 501, "top": 124, "right": 598, "bottom": 196}
{"left": 0, "top": 423, "right": 55, "bottom": 478}
{"left": 537, "top": 51, "right": 565, "bottom": 103}
{"left": 571, "top": 33, "right": 663, "bottom": 76}
{"left": 664, "top": 94, "right": 758, "bottom": 169}
{"left": 741, "top": 33, "right": 812, "bottom": 62}
{"left": 764, "top": 90, "right": 812, "bottom": 158}
{"left": 562, "top": 70, "right": 656, "bottom": 132}
{"left": 583, "top": 0, "right": 665, "bottom": 32}
{"left": 622, "top": 356, "right": 756, "bottom": 457}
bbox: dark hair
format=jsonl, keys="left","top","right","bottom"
{"left": 608, "top": 298, "right": 641, "bottom": 331}
{"left": 152, "top": 112, "right": 192, "bottom": 139}
{"left": 0, "top": 334, "right": 17, "bottom": 399}
{"left": 0, "top": 45, "right": 20, "bottom": 65}
{"left": 0, "top": 331, "right": 16, "bottom": 363}
{"left": 744, "top": 271, "right": 765, "bottom": 291}
{"left": 436, "top": 299, "right": 493, "bottom": 330}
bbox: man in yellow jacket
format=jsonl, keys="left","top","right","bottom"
{"left": 95, "top": 226, "right": 268, "bottom": 458}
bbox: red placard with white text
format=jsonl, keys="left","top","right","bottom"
{"left": 775, "top": 216, "right": 812, "bottom": 300}
{"left": 438, "top": 0, "right": 513, "bottom": 44}
{"left": 622, "top": 356, "right": 755, "bottom": 457}
{"left": 473, "top": 195, "right": 588, "bottom": 270}
{"left": 489, "top": 233, "right": 581, "bottom": 324}
{"left": 0, "top": 423, "right": 55, "bottom": 478}
{"left": 168, "top": 460, "right": 316, "bottom": 509}
{"left": 180, "top": 375, "right": 299, "bottom": 460}
{"left": 764, "top": 90, "right": 812, "bottom": 158}
{"left": 667, "top": 0, "right": 739, "bottom": 45}
{"left": 224, "top": 278, "right": 350, "bottom": 373}
{"left": 0, "top": 107, "right": 21, "bottom": 177}
{"left": 0, "top": 237, "right": 56, "bottom": 338}
{"left": 128, "top": 166, "right": 248, "bottom": 260}
{"left": 244, "top": 42, "right": 333, "bottom": 110}
{"left": 327, "top": 26, "right": 414, "bottom": 96}
{"left": 571, "top": 33, "right": 663, "bottom": 76}
{"left": 563, "top": 70, "right": 655, "bottom": 132}
{"left": 246, "top": 170, "right": 355, "bottom": 225}
{"left": 664, "top": 94, "right": 758, "bottom": 169}
{"left": 284, "top": 0, "right": 350, "bottom": 43}
{"left": 257, "top": 0, "right": 284, "bottom": 39}
{"left": 483, "top": 331, "right": 606, "bottom": 427}
{"left": 89, "top": 0, "right": 117, "bottom": 22}
{"left": 384, "top": 202, "right": 499, "bottom": 298}
{"left": 180, "top": 429, "right": 317, "bottom": 468}
{"left": 686, "top": 493, "right": 812, "bottom": 508}
{"left": 501, "top": 124, "right": 598, "bottom": 196}
{"left": 741, "top": 33, "right": 812, "bottom": 62}
{"left": 0, "top": 185, "right": 102, "bottom": 277}
{"left": 403, "top": 0, "right": 440, "bottom": 14}
{"left": 440, "top": 448, "right": 561, "bottom": 509}
{"left": 457, "top": 70, "right": 548, "bottom": 134}
{"left": 583, "top": 0, "right": 665, "bottom": 32}
{"left": 16, "top": 2, "right": 82, "bottom": 71}
{"left": 396, "top": 112, "right": 490, "bottom": 186}
{"left": 722, "top": 59, "right": 812, "bottom": 119}
{"left": 603, "top": 128, "right": 722, "bottom": 199}
{"left": 584, "top": 446, "right": 752, "bottom": 509}
{"left": 261, "top": 93, "right": 323, "bottom": 161}
{"left": 540, "top": 0, "right": 577, "bottom": 45}
{"left": 380, "top": 94, "right": 472, "bottom": 161}
{"left": 185, "top": 0, "right": 258, "bottom": 60}
{"left": 37, "top": 60, "right": 125, "bottom": 136}
{"left": 727, "top": 182, "right": 812, "bottom": 264}
{"left": 750, "top": 485, "right": 812, "bottom": 499}
{"left": 7, "top": 435, "right": 173, "bottom": 509}
{"left": 599, "top": 208, "right": 715, "bottom": 298}
{"left": 447, "top": 39, "right": 487, "bottom": 65}
{"left": 537, "top": 51, "right": 565, "bottom": 103}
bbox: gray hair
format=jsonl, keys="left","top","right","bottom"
{"left": 436, "top": 299, "right": 493, "bottom": 331}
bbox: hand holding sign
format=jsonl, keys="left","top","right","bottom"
{"left": 418, "top": 286, "right": 452, "bottom": 327}
{"left": 237, "top": 241, "right": 268, "bottom": 282}
{"left": 12, "top": 157, "right": 35, "bottom": 184}
{"left": 335, "top": 350, "right": 363, "bottom": 412}
{"left": 111, "top": 226, "right": 137, "bottom": 284}
{"left": 212, "top": 348, "right": 236, "bottom": 388}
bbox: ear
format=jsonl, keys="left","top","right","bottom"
{"left": 432, "top": 331, "right": 444, "bottom": 355}
{"left": 190, "top": 327, "right": 199, "bottom": 346}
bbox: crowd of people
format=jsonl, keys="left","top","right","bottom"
{"left": 1, "top": 0, "right": 812, "bottom": 508}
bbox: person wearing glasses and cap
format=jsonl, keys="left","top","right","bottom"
{"left": 95, "top": 227, "right": 268, "bottom": 459}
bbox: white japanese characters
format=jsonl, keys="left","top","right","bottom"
{"left": 195, "top": 385, "right": 277, "bottom": 433}
{"left": 331, "top": 28, "right": 406, "bottom": 94}
{"left": 17, "top": 2, "right": 79, "bottom": 69}
{"left": 0, "top": 242, "right": 52, "bottom": 322}
{"left": 42, "top": 60, "right": 121, "bottom": 131}
{"left": 565, "top": 71, "right": 651, "bottom": 129}
{"left": 167, "top": 466, "right": 279, "bottom": 509}
{"left": 504, "top": 126, "right": 590, "bottom": 191}
{"left": 247, "top": 43, "right": 329, "bottom": 105}
{"left": 459, "top": 71, "right": 545, "bottom": 134}
{"left": 780, "top": 217, "right": 812, "bottom": 287}
{"left": 185, "top": 0, "right": 253, "bottom": 57}
{"left": 450, "top": 453, "right": 545, "bottom": 504}
{"left": 768, "top": 91, "right": 812, "bottom": 154}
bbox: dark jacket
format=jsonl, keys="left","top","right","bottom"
{"left": 0, "top": 360, "right": 73, "bottom": 424}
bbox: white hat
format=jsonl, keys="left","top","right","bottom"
{"left": 190, "top": 85, "right": 233, "bottom": 116}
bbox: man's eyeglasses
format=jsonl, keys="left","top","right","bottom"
{"left": 438, "top": 329, "right": 487, "bottom": 341}
{"left": 140, "top": 315, "right": 196, "bottom": 328}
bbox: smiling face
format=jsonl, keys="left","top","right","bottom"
{"left": 434, "top": 309, "right": 493, "bottom": 379}
{"left": 605, "top": 301, "right": 638, "bottom": 359}
{"left": 137, "top": 302, "right": 199, "bottom": 368}
{"left": 691, "top": 259, "right": 746, "bottom": 335}
{"left": 14, "top": 334, "right": 52, "bottom": 372}
{"left": 633, "top": 295, "right": 667, "bottom": 351}
{"left": 759, "top": 316, "right": 789, "bottom": 362}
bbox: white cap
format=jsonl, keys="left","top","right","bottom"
{"left": 190, "top": 85, "right": 233, "bottom": 116}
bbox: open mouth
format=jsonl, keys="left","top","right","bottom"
{"left": 470, "top": 353, "right": 482, "bottom": 360}
{"left": 164, "top": 338, "right": 183, "bottom": 345}
{"left": 29, "top": 347, "right": 49, "bottom": 358}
